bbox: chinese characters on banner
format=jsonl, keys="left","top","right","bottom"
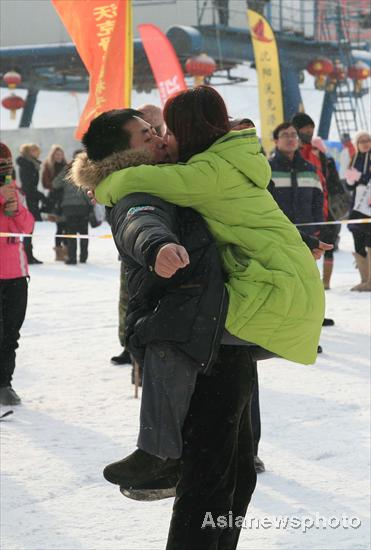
{"left": 52, "top": 0, "right": 133, "bottom": 139}
{"left": 139, "top": 24, "right": 187, "bottom": 105}
{"left": 247, "top": 9, "right": 284, "bottom": 153}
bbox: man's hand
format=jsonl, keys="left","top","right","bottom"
{"left": 154, "top": 243, "right": 190, "bottom": 278}
{"left": 312, "top": 241, "right": 334, "bottom": 260}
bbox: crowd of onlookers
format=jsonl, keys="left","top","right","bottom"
{"left": 14, "top": 143, "right": 95, "bottom": 265}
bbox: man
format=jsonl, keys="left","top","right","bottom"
{"left": 292, "top": 113, "right": 335, "bottom": 325}
{"left": 72, "top": 108, "right": 260, "bottom": 549}
{"left": 270, "top": 121, "right": 324, "bottom": 235}
{"left": 111, "top": 105, "right": 166, "bottom": 367}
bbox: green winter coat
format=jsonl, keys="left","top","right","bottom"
{"left": 96, "top": 129, "right": 325, "bottom": 364}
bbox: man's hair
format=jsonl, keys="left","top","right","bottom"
{"left": 163, "top": 85, "right": 230, "bottom": 162}
{"left": 291, "top": 112, "right": 315, "bottom": 130}
{"left": 230, "top": 117, "right": 255, "bottom": 129}
{"left": 82, "top": 109, "right": 143, "bottom": 161}
{"left": 273, "top": 122, "right": 296, "bottom": 140}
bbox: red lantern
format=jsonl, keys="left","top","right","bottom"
{"left": 307, "top": 58, "right": 334, "bottom": 91}
{"left": 348, "top": 61, "right": 370, "bottom": 81}
{"left": 185, "top": 53, "right": 216, "bottom": 85}
{"left": 2, "top": 94, "right": 25, "bottom": 119}
{"left": 329, "top": 60, "right": 347, "bottom": 82}
{"left": 307, "top": 58, "right": 334, "bottom": 77}
{"left": 3, "top": 71, "right": 22, "bottom": 89}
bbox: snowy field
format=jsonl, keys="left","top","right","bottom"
{"left": 1, "top": 220, "right": 370, "bottom": 550}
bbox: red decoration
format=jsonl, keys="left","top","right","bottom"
{"left": 329, "top": 61, "right": 347, "bottom": 82}
{"left": 307, "top": 58, "right": 334, "bottom": 76}
{"left": 2, "top": 93, "right": 25, "bottom": 119}
{"left": 185, "top": 53, "right": 216, "bottom": 78}
{"left": 3, "top": 71, "right": 22, "bottom": 89}
{"left": 348, "top": 61, "right": 370, "bottom": 81}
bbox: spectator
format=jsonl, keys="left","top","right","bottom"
{"left": 311, "top": 137, "right": 345, "bottom": 289}
{"left": 270, "top": 122, "right": 323, "bottom": 235}
{"left": 41, "top": 145, "right": 68, "bottom": 261}
{"left": 52, "top": 151, "right": 91, "bottom": 265}
{"left": 0, "top": 143, "right": 34, "bottom": 405}
{"left": 292, "top": 112, "right": 335, "bottom": 323}
{"left": 346, "top": 131, "right": 371, "bottom": 291}
{"left": 16, "top": 143, "right": 43, "bottom": 264}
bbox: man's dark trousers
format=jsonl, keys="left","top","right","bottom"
{"left": 166, "top": 345, "right": 257, "bottom": 550}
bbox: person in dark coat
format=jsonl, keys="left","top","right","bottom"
{"left": 72, "top": 109, "right": 260, "bottom": 550}
{"left": 53, "top": 151, "right": 91, "bottom": 265}
{"left": 346, "top": 131, "right": 371, "bottom": 291}
{"left": 16, "top": 143, "right": 43, "bottom": 264}
{"left": 270, "top": 121, "right": 324, "bottom": 233}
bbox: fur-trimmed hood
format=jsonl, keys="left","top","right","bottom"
{"left": 70, "top": 149, "right": 154, "bottom": 191}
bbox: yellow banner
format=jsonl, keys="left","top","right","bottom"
{"left": 247, "top": 9, "right": 284, "bottom": 153}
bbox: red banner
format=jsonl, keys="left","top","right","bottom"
{"left": 52, "top": 0, "right": 133, "bottom": 139}
{"left": 139, "top": 24, "right": 187, "bottom": 105}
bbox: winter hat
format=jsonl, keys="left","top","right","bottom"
{"left": 291, "top": 113, "right": 315, "bottom": 130}
{"left": 0, "top": 142, "right": 14, "bottom": 176}
{"left": 230, "top": 117, "right": 255, "bottom": 129}
{"left": 312, "top": 137, "right": 327, "bottom": 154}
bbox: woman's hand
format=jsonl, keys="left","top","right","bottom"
{"left": 0, "top": 183, "right": 16, "bottom": 202}
{"left": 155, "top": 243, "right": 190, "bottom": 278}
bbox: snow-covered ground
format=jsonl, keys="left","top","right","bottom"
{"left": 1, "top": 221, "right": 370, "bottom": 550}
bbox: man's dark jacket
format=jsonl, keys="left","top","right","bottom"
{"left": 270, "top": 149, "right": 324, "bottom": 234}
{"left": 110, "top": 192, "right": 228, "bottom": 373}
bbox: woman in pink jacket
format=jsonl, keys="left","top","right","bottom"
{"left": 0, "top": 143, "right": 34, "bottom": 406}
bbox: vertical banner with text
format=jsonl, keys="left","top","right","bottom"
{"left": 247, "top": 9, "right": 284, "bottom": 153}
{"left": 139, "top": 24, "right": 187, "bottom": 105}
{"left": 52, "top": 0, "right": 133, "bottom": 139}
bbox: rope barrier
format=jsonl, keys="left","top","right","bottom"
{"left": 0, "top": 218, "right": 370, "bottom": 239}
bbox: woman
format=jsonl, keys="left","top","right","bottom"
{"left": 0, "top": 143, "right": 34, "bottom": 405}
{"left": 16, "top": 143, "right": 43, "bottom": 264}
{"left": 93, "top": 86, "right": 324, "bottom": 366}
{"left": 41, "top": 145, "right": 68, "bottom": 261}
{"left": 346, "top": 131, "right": 371, "bottom": 291}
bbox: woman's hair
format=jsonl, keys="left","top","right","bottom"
{"left": 163, "top": 85, "right": 230, "bottom": 162}
{"left": 19, "top": 143, "right": 41, "bottom": 157}
{"left": 43, "top": 144, "right": 66, "bottom": 175}
{"left": 354, "top": 131, "right": 371, "bottom": 151}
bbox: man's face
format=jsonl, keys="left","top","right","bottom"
{"left": 298, "top": 124, "right": 314, "bottom": 145}
{"left": 124, "top": 117, "right": 168, "bottom": 162}
{"left": 275, "top": 126, "right": 299, "bottom": 156}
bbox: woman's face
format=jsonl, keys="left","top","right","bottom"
{"left": 30, "top": 146, "right": 40, "bottom": 159}
{"left": 357, "top": 134, "right": 371, "bottom": 154}
{"left": 164, "top": 128, "right": 179, "bottom": 162}
{"left": 54, "top": 149, "right": 64, "bottom": 163}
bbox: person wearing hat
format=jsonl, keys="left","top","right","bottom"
{"left": 292, "top": 113, "right": 335, "bottom": 323}
{"left": 0, "top": 143, "right": 34, "bottom": 405}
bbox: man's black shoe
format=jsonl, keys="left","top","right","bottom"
{"left": 322, "top": 318, "right": 335, "bottom": 326}
{"left": 103, "top": 449, "right": 179, "bottom": 488}
{"left": 65, "top": 259, "right": 77, "bottom": 265}
{"left": 254, "top": 455, "right": 265, "bottom": 473}
{"left": 110, "top": 349, "right": 132, "bottom": 365}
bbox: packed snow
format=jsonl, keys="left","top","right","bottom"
{"left": 1, "top": 220, "right": 370, "bottom": 550}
